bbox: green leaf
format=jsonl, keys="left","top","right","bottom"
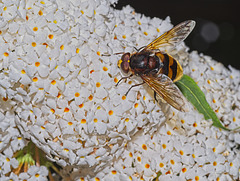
{"left": 152, "top": 171, "right": 162, "bottom": 181}
{"left": 175, "top": 74, "right": 229, "bottom": 131}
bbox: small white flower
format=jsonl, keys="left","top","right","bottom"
{"left": 88, "top": 108, "right": 108, "bottom": 134}
{"left": 27, "top": 166, "right": 48, "bottom": 181}
{"left": 113, "top": 25, "right": 135, "bottom": 42}
{"left": 0, "top": 43, "right": 12, "bottom": 69}
{"left": 226, "top": 156, "right": 240, "bottom": 178}
{"left": 117, "top": 114, "right": 137, "bottom": 133}
{"left": 10, "top": 135, "right": 27, "bottom": 152}
{"left": 19, "top": 172, "right": 30, "bottom": 180}
{"left": 185, "top": 165, "right": 207, "bottom": 181}
{"left": 27, "top": 53, "right": 50, "bottom": 78}
{"left": 0, "top": 148, "right": 19, "bottom": 175}
{"left": 1, "top": 172, "right": 19, "bottom": 181}
{"left": 45, "top": 10, "right": 69, "bottom": 31}
{"left": 1, "top": 3, "right": 18, "bottom": 21}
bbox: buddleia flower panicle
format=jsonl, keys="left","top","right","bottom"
{"left": 1, "top": 0, "right": 240, "bottom": 180}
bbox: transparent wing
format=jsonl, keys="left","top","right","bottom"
{"left": 143, "top": 20, "right": 195, "bottom": 53}
{"left": 141, "top": 73, "right": 189, "bottom": 112}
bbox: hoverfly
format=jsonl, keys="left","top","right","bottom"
{"left": 117, "top": 20, "right": 196, "bottom": 112}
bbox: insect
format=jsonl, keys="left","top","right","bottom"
{"left": 116, "top": 20, "right": 196, "bottom": 112}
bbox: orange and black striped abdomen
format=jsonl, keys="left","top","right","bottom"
{"left": 156, "top": 52, "right": 183, "bottom": 82}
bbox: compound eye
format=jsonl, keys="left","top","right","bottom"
{"left": 121, "top": 61, "right": 129, "bottom": 73}
{"left": 121, "top": 53, "right": 130, "bottom": 62}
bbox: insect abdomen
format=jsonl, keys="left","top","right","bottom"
{"left": 156, "top": 53, "right": 183, "bottom": 82}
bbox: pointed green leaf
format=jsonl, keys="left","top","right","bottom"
{"left": 175, "top": 74, "right": 229, "bottom": 131}
{"left": 152, "top": 171, "right": 162, "bottom": 181}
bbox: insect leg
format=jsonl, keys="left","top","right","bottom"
{"left": 125, "top": 82, "right": 145, "bottom": 96}
{"left": 153, "top": 90, "right": 166, "bottom": 104}
{"left": 154, "top": 91, "right": 158, "bottom": 103}
{"left": 101, "top": 53, "right": 111, "bottom": 56}
{"left": 114, "top": 52, "right": 125, "bottom": 55}
{"left": 116, "top": 74, "right": 133, "bottom": 86}
{"left": 101, "top": 52, "right": 125, "bottom": 56}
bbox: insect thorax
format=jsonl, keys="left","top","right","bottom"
{"left": 130, "top": 52, "right": 161, "bottom": 74}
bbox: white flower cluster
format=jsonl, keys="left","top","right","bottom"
{"left": 0, "top": 165, "right": 48, "bottom": 181}
{"left": 1, "top": 0, "right": 240, "bottom": 180}
{"left": 1, "top": 0, "right": 165, "bottom": 171}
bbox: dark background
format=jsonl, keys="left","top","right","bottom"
{"left": 114, "top": 0, "right": 240, "bottom": 69}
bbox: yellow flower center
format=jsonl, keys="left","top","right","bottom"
{"left": 3, "top": 52, "right": 9, "bottom": 57}
{"left": 129, "top": 152, "right": 133, "bottom": 157}
{"left": 51, "top": 80, "right": 56, "bottom": 85}
{"left": 75, "top": 92, "right": 80, "bottom": 97}
{"left": 145, "top": 164, "right": 150, "bottom": 169}
{"left": 159, "top": 163, "right": 164, "bottom": 168}
{"left": 111, "top": 170, "right": 117, "bottom": 175}
{"left": 79, "top": 104, "right": 84, "bottom": 108}
{"left": 108, "top": 110, "right": 113, "bottom": 116}
{"left": 81, "top": 119, "right": 86, "bottom": 124}
{"left": 38, "top": 10, "right": 43, "bottom": 16}
{"left": 35, "top": 62, "right": 40, "bottom": 67}
{"left": 179, "top": 150, "right": 184, "bottom": 155}
{"left": 64, "top": 108, "right": 69, "bottom": 112}
{"left": 182, "top": 167, "right": 187, "bottom": 173}
{"left": 33, "top": 27, "right": 38, "bottom": 31}
{"left": 48, "top": 34, "right": 54, "bottom": 39}
{"left": 142, "top": 144, "right": 147, "bottom": 150}
{"left": 32, "top": 42, "right": 37, "bottom": 47}
{"left": 32, "top": 77, "right": 38, "bottom": 82}
{"left": 88, "top": 95, "right": 93, "bottom": 101}
{"left": 114, "top": 77, "right": 118, "bottom": 83}
{"left": 103, "top": 67, "right": 108, "bottom": 71}
{"left": 96, "top": 82, "right": 101, "bottom": 87}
